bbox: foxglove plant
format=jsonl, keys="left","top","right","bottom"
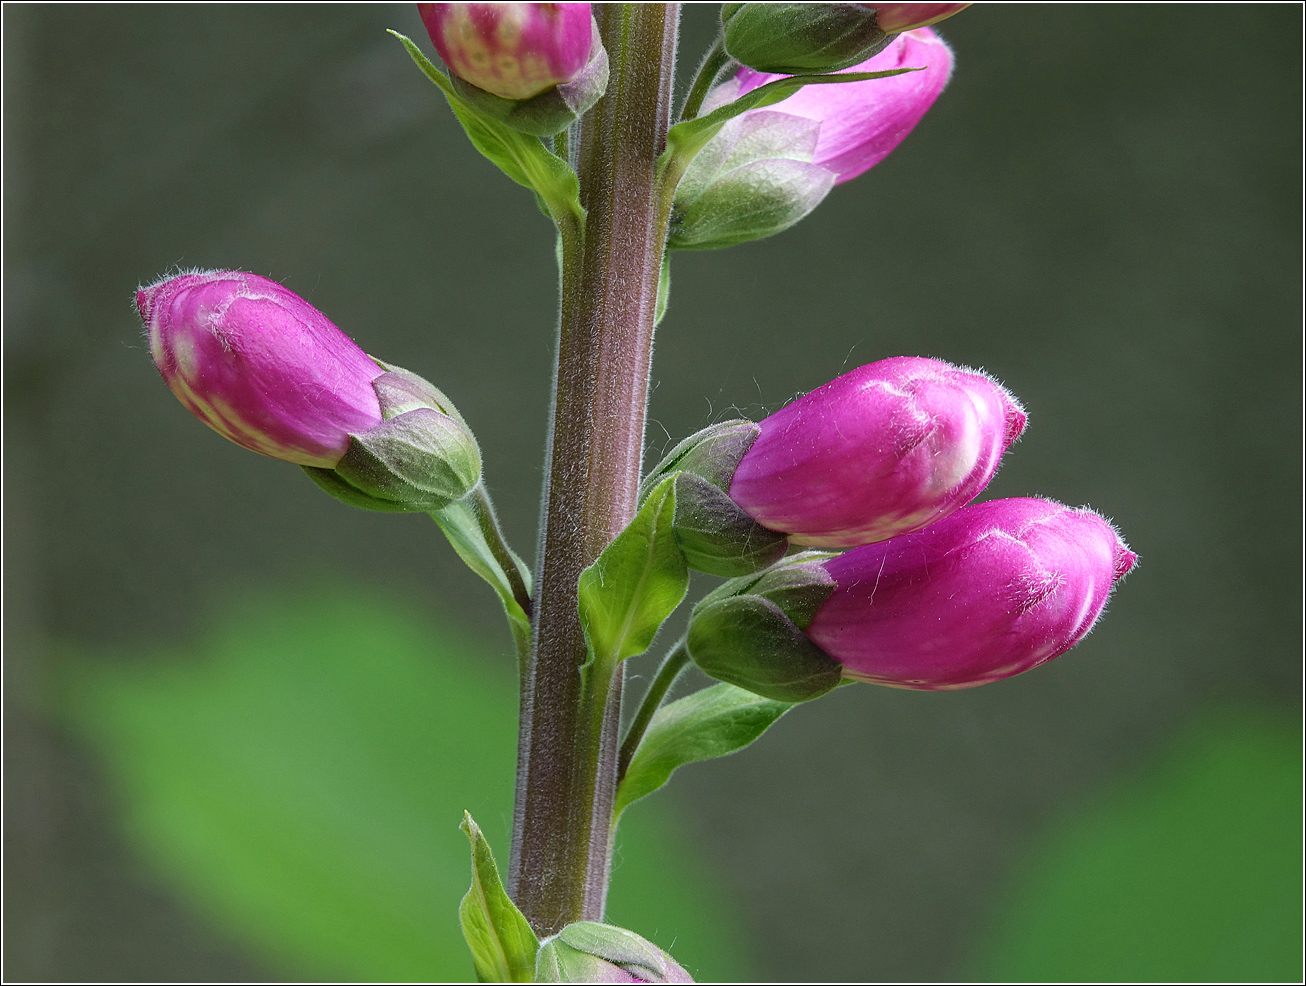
{"left": 139, "top": 4, "right": 1135, "bottom": 980}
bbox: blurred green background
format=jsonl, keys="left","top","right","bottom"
{"left": 3, "top": 4, "right": 1300, "bottom": 982}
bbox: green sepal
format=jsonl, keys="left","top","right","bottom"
{"left": 458, "top": 811, "right": 539, "bottom": 983}
{"left": 615, "top": 682, "right": 795, "bottom": 818}
{"left": 641, "top": 419, "right": 759, "bottom": 497}
{"left": 578, "top": 475, "right": 689, "bottom": 676}
{"left": 670, "top": 157, "right": 835, "bottom": 250}
{"left": 370, "top": 359, "right": 471, "bottom": 430}
{"left": 722, "top": 2, "right": 891, "bottom": 75}
{"left": 301, "top": 465, "right": 417, "bottom": 513}
{"left": 669, "top": 108, "right": 835, "bottom": 250}
{"left": 671, "top": 473, "right": 788, "bottom": 577}
{"left": 333, "top": 407, "right": 481, "bottom": 509}
{"left": 697, "top": 549, "right": 838, "bottom": 629}
{"left": 687, "top": 594, "right": 842, "bottom": 702}
{"left": 640, "top": 421, "right": 787, "bottom": 577}
{"left": 659, "top": 66, "right": 921, "bottom": 195}
{"left": 390, "top": 31, "right": 584, "bottom": 227}
{"left": 432, "top": 495, "right": 533, "bottom": 661}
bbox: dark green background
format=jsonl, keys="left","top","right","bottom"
{"left": 4, "top": 3, "right": 1301, "bottom": 982}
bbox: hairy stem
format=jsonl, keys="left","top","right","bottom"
{"left": 509, "top": 4, "right": 681, "bottom": 936}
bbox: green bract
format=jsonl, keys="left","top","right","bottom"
{"left": 579, "top": 475, "right": 689, "bottom": 674}
{"left": 616, "top": 682, "right": 796, "bottom": 817}
{"left": 391, "top": 31, "right": 584, "bottom": 226}
{"left": 458, "top": 813, "right": 540, "bottom": 983}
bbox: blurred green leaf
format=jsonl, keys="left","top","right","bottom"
{"left": 56, "top": 585, "right": 749, "bottom": 982}
{"left": 971, "top": 709, "right": 1303, "bottom": 982}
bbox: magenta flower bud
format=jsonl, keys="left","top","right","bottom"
{"left": 873, "top": 3, "right": 972, "bottom": 34}
{"left": 807, "top": 498, "right": 1139, "bottom": 690}
{"left": 704, "top": 27, "right": 953, "bottom": 185}
{"left": 728, "top": 356, "right": 1027, "bottom": 549}
{"left": 418, "top": 2, "right": 593, "bottom": 100}
{"left": 139, "top": 270, "right": 384, "bottom": 469}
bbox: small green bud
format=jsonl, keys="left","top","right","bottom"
{"left": 303, "top": 362, "right": 481, "bottom": 513}
{"left": 722, "top": 3, "right": 891, "bottom": 74}
{"left": 536, "top": 922, "right": 693, "bottom": 983}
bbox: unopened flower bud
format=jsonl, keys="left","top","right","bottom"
{"left": 535, "top": 922, "right": 693, "bottom": 984}
{"left": 139, "top": 270, "right": 385, "bottom": 469}
{"left": 419, "top": 2, "right": 608, "bottom": 136}
{"left": 806, "top": 498, "right": 1138, "bottom": 689}
{"left": 732, "top": 357, "right": 1025, "bottom": 547}
{"left": 669, "top": 109, "right": 836, "bottom": 250}
{"left": 703, "top": 27, "right": 953, "bottom": 185}
{"left": 139, "top": 270, "right": 480, "bottom": 513}
{"left": 687, "top": 499, "right": 1136, "bottom": 698}
{"left": 649, "top": 357, "right": 1025, "bottom": 575}
{"left": 722, "top": 3, "right": 893, "bottom": 75}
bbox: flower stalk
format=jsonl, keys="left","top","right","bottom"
{"left": 508, "top": 3, "right": 681, "bottom": 936}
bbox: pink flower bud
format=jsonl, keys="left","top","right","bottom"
{"left": 728, "top": 357, "right": 1026, "bottom": 548}
{"left": 872, "top": 3, "right": 972, "bottom": 34}
{"left": 807, "top": 498, "right": 1138, "bottom": 690}
{"left": 418, "top": 2, "right": 594, "bottom": 101}
{"left": 138, "top": 270, "right": 384, "bottom": 469}
{"left": 704, "top": 27, "right": 954, "bottom": 185}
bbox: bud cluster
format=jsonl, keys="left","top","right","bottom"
{"left": 659, "top": 357, "right": 1136, "bottom": 697}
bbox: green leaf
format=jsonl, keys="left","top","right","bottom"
{"left": 390, "top": 31, "right": 583, "bottom": 227}
{"left": 458, "top": 812, "right": 539, "bottom": 983}
{"left": 660, "top": 67, "right": 921, "bottom": 189}
{"left": 615, "top": 683, "right": 795, "bottom": 818}
{"left": 578, "top": 475, "right": 689, "bottom": 673}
